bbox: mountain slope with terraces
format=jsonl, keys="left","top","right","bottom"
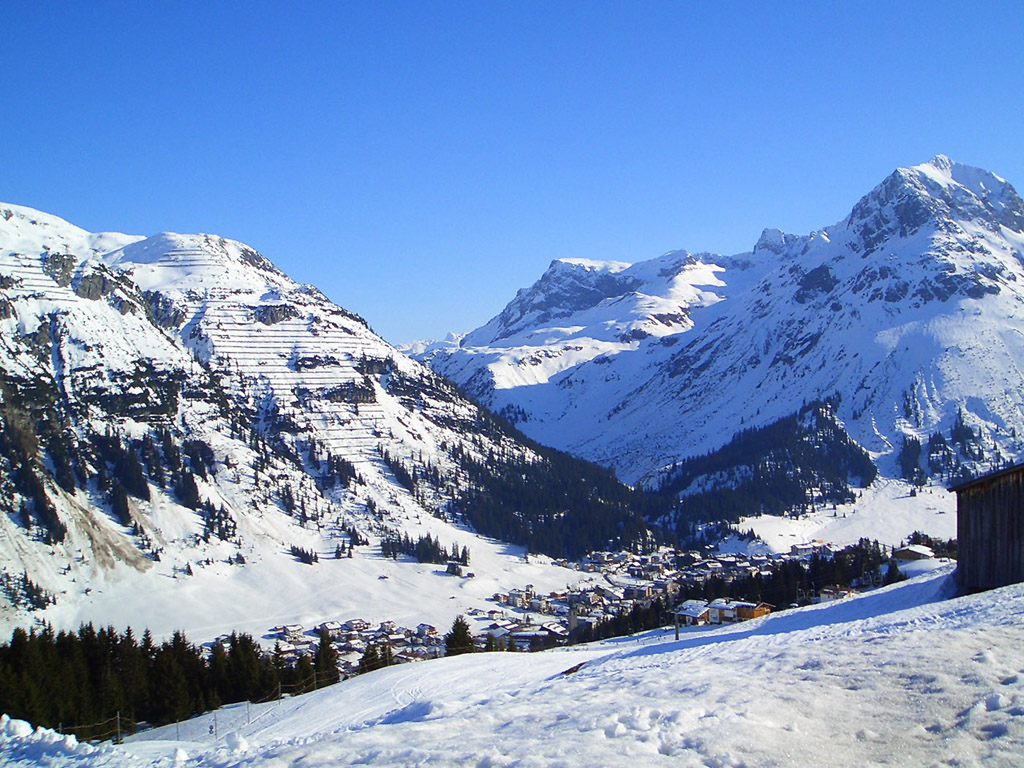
{"left": 0, "top": 203, "right": 654, "bottom": 643}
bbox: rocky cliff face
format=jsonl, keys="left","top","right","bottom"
{"left": 419, "top": 156, "right": 1024, "bottom": 487}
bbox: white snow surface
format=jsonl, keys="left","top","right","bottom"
{"left": 418, "top": 156, "right": 1024, "bottom": 486}
{"left": 741, "top": 477, "right": 956, "bottom": 554}
{"left": 4, "top": 564, "right": 1024, "bottom": 766}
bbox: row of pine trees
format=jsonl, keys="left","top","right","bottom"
{"left": 0, "top": 624, "right": 339, "bottom": 740}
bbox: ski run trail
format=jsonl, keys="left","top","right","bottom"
{"left": 3, "top": 562, "right": 1024, "bottom": 766}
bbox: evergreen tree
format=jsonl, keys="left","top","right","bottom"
{"left": 110, "top": 481, "right": 132, "bottom": 526}
{"left": 292, "top": 654, "right": 315, "bottom": 694}
{"left": 313, "top": 627, "right": 340, "bottom": 686}
{"left": 444, "top": 615, "right": 474, "bottom": 656}
{"left": 357, "top": 643, "right": 380, "bottom": 675}
{"left": 149, "top": 649, "right": 192, "bottom": 723}
{"left": 883, "top": 559, "right": 906, "bottom": 585}
{"left": 208, "top": 642, "right": 230, "bottom": 705}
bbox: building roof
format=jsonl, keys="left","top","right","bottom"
{"left": 948, "top": 462, "right": 1024, "bottom": 493}
{"left": 895, "top": 544, "right": 934, "bottom": 558}
{"left": 675, "top": 603, "right": 710, "bottom": 618}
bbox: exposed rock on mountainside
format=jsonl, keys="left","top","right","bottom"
{"left": 419, "top": 156, "right": 1024, "bottom": 489}
{"left": 0, "top": 204, "right": 657, "bottom": 634}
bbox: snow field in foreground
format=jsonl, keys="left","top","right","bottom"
{"left": 4, "top": 563, "right": 1024, "bottom": 766}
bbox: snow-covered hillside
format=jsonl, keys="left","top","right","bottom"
{"left": 419, "top": 156, "right": 1024, "bottom": 489}
{"left": 0, "top": 203, "right": 624, "bottom": 643}
{"left": 4, "top": 563, "right": 1023, "bottom": 766}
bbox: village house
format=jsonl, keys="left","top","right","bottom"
{"left": 416, "top": 622, "right": 438, "bottom": 637}
{"left": 596, "top": 585, "right": 624, "bottom": 602}
{"left": 653, "top": 579, "right": 680, "bottom": 597}
{"left": 734, "top": 601, "right": 772, "bottom": 621}
{"left": 569, "top": 590, "right": 601, "bottom": 607}
{"left": 893, "top": 544, "right": 934, "bottom": 561}
{"left": 707, "top": 598, "right": 738, "bottom": 624}
{"left": 815, "top": 585, "right": 853, "bottom": 603}
{"left": 318, "top": 620, "right": 344, "bottom": 637}
{"left": 674, "top": 599, "right": 710, "bottom": 626}
{"left": 528, "top": 596, "right": 551, "bottom": 613}
{"left": 790, "top": 540, "right": 826, "bottom": 558}
{"left": 624, "top": 583, "right": 655, "bottom": 600}
{"left": 275, "top": 623, "right": 304, "bottom": 641}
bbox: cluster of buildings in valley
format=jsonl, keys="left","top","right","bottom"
{"left": 212, "top": 618, "right": 447, "bottom": 678}
{"left": 226, "top": 539, "right": 938, "bottom": 678}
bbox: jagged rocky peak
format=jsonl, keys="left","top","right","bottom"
{"left": 845, "top": 155, "right": 1024, "bottom": 251}
{"left": 752, "top": 228, "right": 800, "bottom": 257}
{"left": 464, "top": 257, "right": 638, "bottom": 345}
{"left": 464, "top": 250, "right": 717, "bottom": 348}
{"left": 423, "top": 155, "right": 1024, "bottom": 490}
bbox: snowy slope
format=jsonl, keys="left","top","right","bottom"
{"left": 5, "top": 564, "right": 1024, "bottom": 766}
{"left": 0, "top": 203, "right": 584, "bottom": 643}
{"left": 419, "top": 156, "right": 1024, "bottom": 489}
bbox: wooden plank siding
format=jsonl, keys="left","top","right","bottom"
{"left": 953, "top": 464, "right": 1024, "bottom": 592}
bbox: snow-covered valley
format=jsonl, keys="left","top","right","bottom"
{"left": 4, "top": 563, "right": 1023, "bottom": 767}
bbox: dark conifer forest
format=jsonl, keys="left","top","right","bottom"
{"left": 0, "top": 624, "right": 334, "bottom": 740}
{"left": 656, "top": 401, "right": 877, "bottom": 539}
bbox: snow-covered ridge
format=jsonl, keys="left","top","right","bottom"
{"left": 0, "top": 203, "right": 144, "bottom": 257}
{"left": 419, "top": 156, "right": 1024, "bottom": 487}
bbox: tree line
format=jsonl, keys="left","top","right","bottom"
{"left": 0, "top": 623, "right": 340, "bottom": 740}
{"left": 379, "top": 532, "right": 469, "bottom": 565}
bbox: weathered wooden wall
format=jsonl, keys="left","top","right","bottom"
{"left": 956, "top": 469, "right": 1024, "bottom": 592}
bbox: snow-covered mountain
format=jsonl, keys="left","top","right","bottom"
{"left": 0, "top": 203, "right": 650, "bottom": 641}
{"left": 5, "top": 563, "right": 1024, "bottom": 767}
{"left": 418, "top": 156, "right": 1024, "bottom": 488}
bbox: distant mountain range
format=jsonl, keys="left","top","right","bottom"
{"left": 415, "top": 156, "right": 1024, "bottom": 496}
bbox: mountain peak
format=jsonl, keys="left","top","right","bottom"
{"left": 844, "top": 156, "right": 1024, "bottom": 251}
{"left": 919, "top": 153, "right": 955, "bottom": 174}
{"left": 0, "top": 201, "right": 143, "bottom": 258}
{"left": 103, "top": 231, "right": 291, "bottom": 295}
{"left": 424, "top": 156, "right": 1024, "bottom": 489}
{"left": 753, "top": 228, "right": 800, "bottom": 257}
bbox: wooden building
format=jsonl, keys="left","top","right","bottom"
{"left": 951, "top": 463, "right": 1024, "bottom": 592}
{"left": 735, "top": 601, "right": 773, "bottom": 621}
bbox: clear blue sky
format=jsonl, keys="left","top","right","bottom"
{"left": 5, "top": 2, "right": 1024, "bottom": 344}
